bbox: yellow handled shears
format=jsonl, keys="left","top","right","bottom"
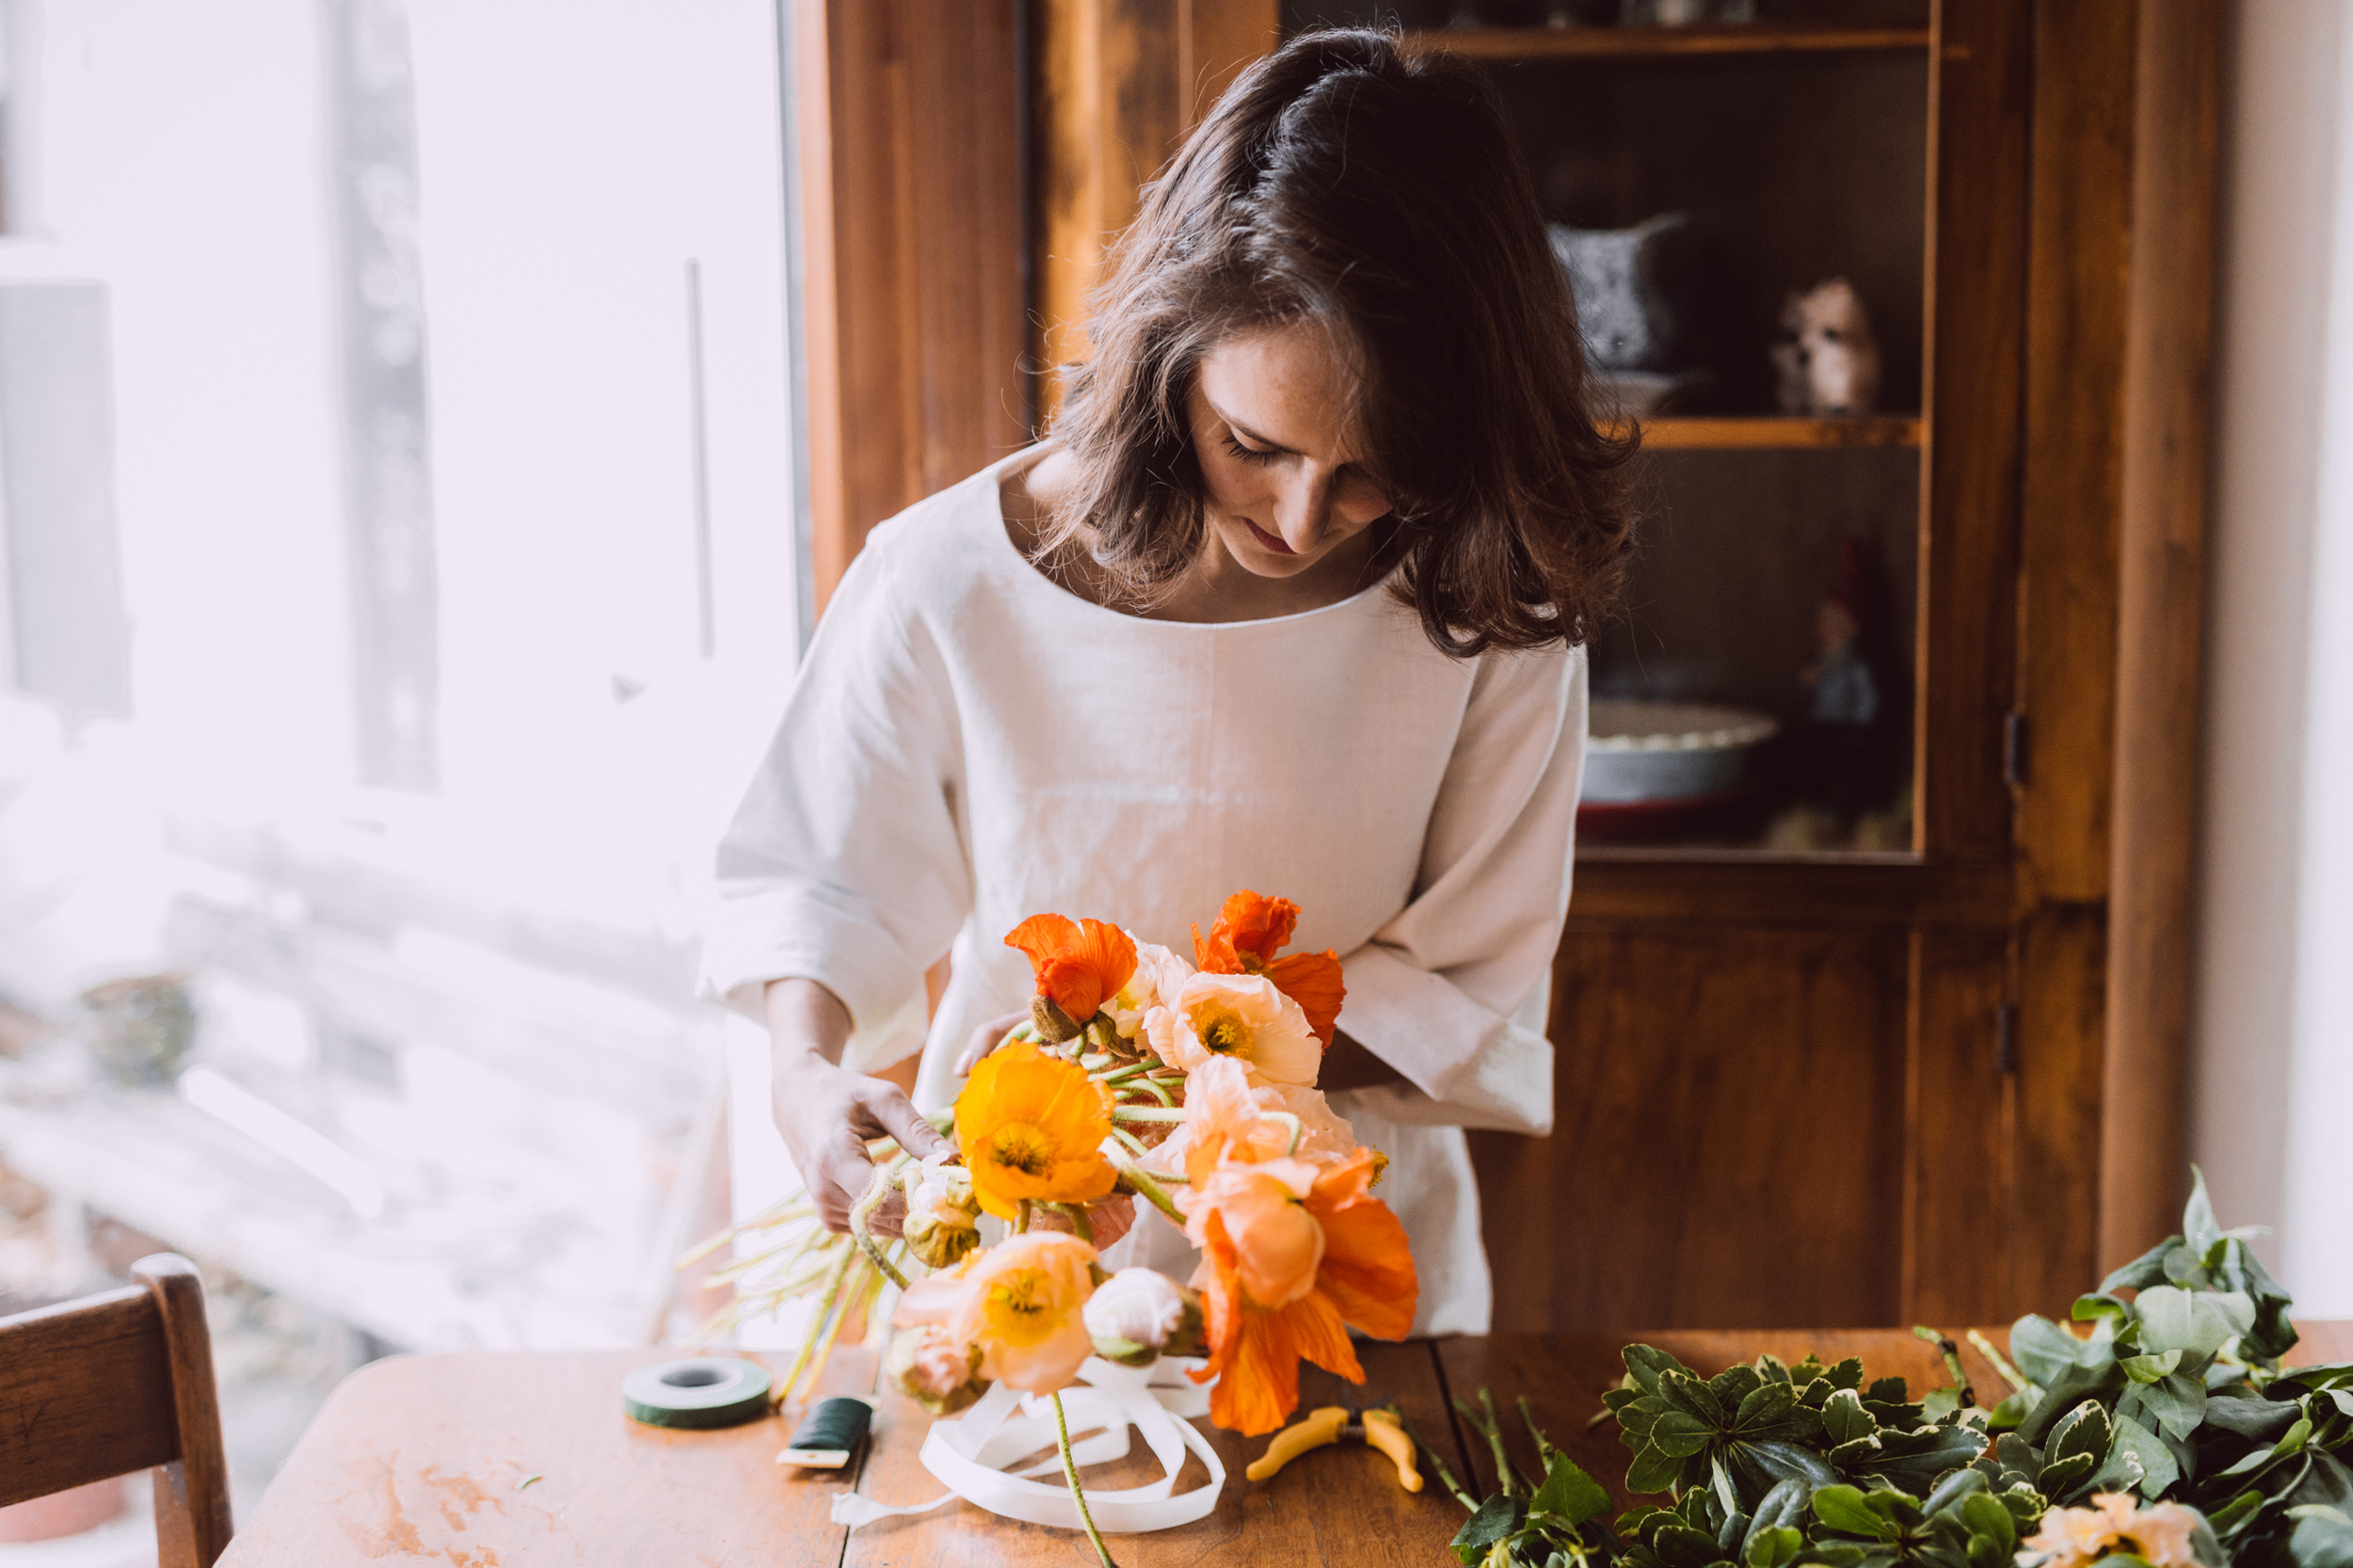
{"left": 1244, "top": 1405, "right": 1422, "bottom": 1491}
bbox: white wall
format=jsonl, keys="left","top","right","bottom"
{"left": 2196, "top": 0, "right": 2353, "bottom": 1313}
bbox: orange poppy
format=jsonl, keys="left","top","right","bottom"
{"left": 1185, "top": 1146, "right": 1416, "bottom": 1435}
{"left": 1193, "top": 890, "right": 1346, "bottom": 1045}
{"left": 1005, "top": 913, "right": 1138, "bottom": 1025}
{"left": 955, "top": 1040, "right": 1118, "bottom": 1221}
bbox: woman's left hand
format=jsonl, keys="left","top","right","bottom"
{"left": 954, "top": 1010, "right": 1030, "bottom": 1076}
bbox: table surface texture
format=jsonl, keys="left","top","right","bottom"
{"left": 216, "top": 1321, "right": 2353, "bottom": 1568}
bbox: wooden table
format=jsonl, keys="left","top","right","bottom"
{"left": 218, "top": 1322, "right": 2353, "bottom": 1567}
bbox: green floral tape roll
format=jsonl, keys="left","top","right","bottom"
{"left": 621, "top": 1357, "right": 774, "bottom": 1430}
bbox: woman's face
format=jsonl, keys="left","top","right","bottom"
{"left": 1186, "top": 324, "right": 1393, "bottom": 580}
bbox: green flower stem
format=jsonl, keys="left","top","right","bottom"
{"left": 1046, "top": 1202, "right": 1096, "bottom": 1243}
{"left": 1122, "top": 1075, "right": 1176, "bottom": 1107}
{"left": 849, "top": 1159, "right": 912, "bottom": 1289}
{"left": 1913, "top": 1325, "right": 1977, "bottom": 1407}
{"left": 1968, "top": 1327, "right": 2028, "bottom": 1393}
{"left": 1110, "top": 1106, "right": 1189, "bottom": 1124}
{"left": 1110, "top": 1153, "right": 1186, "bottom": 1225}
{"left": 1392, "top": 1411, "right": 1478, "bottom": 1512}
{"left": 1096, "top": 1063, "right": 1156, "bottom": 1086}
{"left": 1052, "top": 1389, "right": 1120, "bottom": 1568}
{"left": 1519, "top": 1395, "right": 1559, "bottom": 1464}
{"left": 1017, "top": 1199, "right": 1032, "bottom": 1234}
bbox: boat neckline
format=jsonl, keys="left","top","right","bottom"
{"left": 983, "top": 447, "right": 1399, "bottom": 632}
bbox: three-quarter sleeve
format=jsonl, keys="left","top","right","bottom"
{"left": 699, "top": 531, "right": 972, "bottom": 1074}
{"left": 1333, "top": 644, "right": 1585, "bottom": 1135}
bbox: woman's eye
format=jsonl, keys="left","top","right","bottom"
{"left": 1222, "top": 434, "right": 1281, "bottom": 466}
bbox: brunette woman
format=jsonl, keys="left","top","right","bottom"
{"left": 703, "top": 27, "right": 1633, "bottom": 1333}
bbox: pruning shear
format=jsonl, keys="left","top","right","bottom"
{"left": 1246, "top": 1405, "right": 1423, "bottom": 1492}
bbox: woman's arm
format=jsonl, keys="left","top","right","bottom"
{"left": 765, "top": 978, "right": 954, "bottom": 1233}
{"left": 1328, "top": 645, "right": 1585, "bottom": 1131}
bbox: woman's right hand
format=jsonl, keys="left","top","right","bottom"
{"left": 765, "top": 979, "right": 955, "bottom": 1234}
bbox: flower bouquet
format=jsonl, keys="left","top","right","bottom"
{"left": 685, "top": 891, "right": 1418, "bottom": 1566}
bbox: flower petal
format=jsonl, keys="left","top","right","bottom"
{"left": 1264, "top": 951, "right": 1345, "bottom": 1046}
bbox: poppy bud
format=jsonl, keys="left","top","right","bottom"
{"left": 1031, "top": 994, "right": 1082, "bottom": 1042}
{"left": 884, "top": 1324, "right": 986, "bottom": 1416}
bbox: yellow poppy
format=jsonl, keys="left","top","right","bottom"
{"left": 955, "top": 1039, "right": 1117, "bottom": 1220}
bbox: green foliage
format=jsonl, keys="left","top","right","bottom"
{"left": 1445, "top": 1171, "right": 2346, "bottom": 1568}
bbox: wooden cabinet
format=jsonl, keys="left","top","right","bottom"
{"left": 793, "top": 0, "right": 2217, "bottom": 1331}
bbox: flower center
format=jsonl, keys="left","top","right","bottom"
{"left": 1196, "top": 1005, "right": 1254, "bottom": 1058}
{"left": 982, "top": 1268, "right": 1060, "bottom": 1346}
{"left": 989, "top": 1122, "right": 1056, "bottom": 1176}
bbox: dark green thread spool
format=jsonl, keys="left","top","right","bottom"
{"left": 776, "top": 1396, "right": 874, "bottom": 1470}
{"left": 621, "top": 1357, "right": 774, "bottom": 1430}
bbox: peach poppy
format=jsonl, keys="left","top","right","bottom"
{"left": 951, "top": 1232, "right": 1101, "bottom": 1393}
{"left": 1006, "top": 913, "right": 1138, "bottom": 1026}
{"left": 1185, "top": 1145, "right": 1417, "bottom": 1435}
{"left": 1153, "top": 1056, "right": 1356, "bottom": 1189}
{"left": 1193, "top": 889, "right": 1345, "bottom": 1045}
{"left": 955, "top": 1039, "right": 1118, "bottom": 1221}
{"left": 1145, "top": 970, "right": 1322, "bottom": 1088}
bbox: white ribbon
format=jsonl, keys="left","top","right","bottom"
{"left": 831, "top": 1357, "right": 1225, "bottom": 1534}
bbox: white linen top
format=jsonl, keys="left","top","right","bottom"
{"left": 702, "top": 453, "right": 1586, "bottom": 1335}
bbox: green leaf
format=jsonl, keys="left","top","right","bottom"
{"left": 2102, "top": 1237, "right": 2181, "bottom": 1295}
{"left": 2137, "top": 1286, "right": 2257, "bottom": 1359}
{"left": 1451, "top": 1494, "right": 1524, "bottom": 1562}
{"left": 1744, "top": 1478, "right": 1812, "bottom": 1543}
{"left": 2219, "top": 1241, "right": 2303, "bottom": 1363}
{"left": 1715, "top": 1365, "right": 1766, "bottom": 1406}
{"left": 1867, "top": 1378, "right": 1911, "bottom": 1405}
{"left": 1532, "top": 1455, "right": 1612, "bottom": 1529}
{"left": 1828, "top": 1359, "right": 1867, "bottom": 1392}
{"left": 2109, "top": 1412, "right": 2181, "bottom": 1499}
{"left": 1656, "top": 1522, "right": 1726, "bottom": 1568}
{"left": 2076, "top": 1295, "right": 2131, "bottom": 1323}
{"left": 1824, "top": 1389, "right": 1879, "bottom": 1448}
{"left": 2124, "top": 1350, "right": 2185, "bottom": 1384}
{"left": 2291, "top": 1511, "right": 2353, "bottom": 1568}
{"left": 2132, "top": 1369, "right": 2209, "bottom": 1442}
{"left": 1960, "top": 1493, "right": 2018, "bottom": 1555}
{"left": 1626, "top": 1345, "right": 1692, "bottom": 1397}
{"left": 1926, "top": 1466, "right": 1989, "bottom": 1515}
{"left": 1738, "top": 1382, "right": 1800, "bottom": 1432}
{"left": 2183, "top": 1165, "right": 2222, "bottom": 1251}
{"left": 1663, "top": 1372, "right": 1729, "bottom": 1427}
{"left": 2038, "top": 1452, "right": 2097, "bottom": 1497}
{"left": 2021, "top": 1362, "right": 2127, "bottom": 1448}
{"left": 2012, "top": 1317, "right": 2105, "bottom": 1386}
{"left": 2049, "top": 1402, "right": 2115, "bottom": 1470}
{"left": 1815, "top": 1485, "right": 1899, "bottom": 1540}
{"left": 1629, "top": 1442, "right": 1688, "bottom": 1496}
{"left": 1746, "top": 1526, "right": 1801, "bottom": 1568}
{"left": 1655, "top": 1411, "right": 1718, "bottom": 1459}
{"left": 1987, "top": 1391, "right": 2033, "bottom": 1432}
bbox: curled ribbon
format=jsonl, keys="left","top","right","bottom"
{"left": 830, "top": 1357, "right": 1224, "bottom": 1535}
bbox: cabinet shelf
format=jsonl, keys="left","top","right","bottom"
{"left": 1402, "top": 24, "right": 1932, "bottom": 62}
{"left": 1618, "top": 415, "right": 1923, "bottom": 450}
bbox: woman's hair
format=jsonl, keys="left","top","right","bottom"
{"left": 1043, "top": 27, "right": 1637, "bottom": 656}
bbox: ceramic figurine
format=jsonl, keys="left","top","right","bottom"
{"left": 1549, "top": 212, "right": 1689, "bottom": 373}
{"left": 1797, "top": 539, "right": 1901, "bottom": 820}
{"left": 1771, "top": 278, "right": 1881, "bottom": 417}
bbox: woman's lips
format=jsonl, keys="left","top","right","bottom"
{"left": 1246, "top": 520, "right": 1296, "bottom": 556}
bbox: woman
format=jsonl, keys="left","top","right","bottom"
{"left": 702, "top": 27, "right": 1633, "bottom": 1335}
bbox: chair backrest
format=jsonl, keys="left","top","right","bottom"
{"left": 0, "top": 1252, "right": 233, "bottom": 1568}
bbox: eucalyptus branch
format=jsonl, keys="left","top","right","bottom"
{"left": 1519, "top": 1395, "right": 1560, "bottom": 1464}
{"left": 1967, "top": 1327, "right": 2029, "bottom": 1394}
{"left": 1394, "top": 1410, "right": 1479, "bottom": 1512}
{"left": 1913, "top": 1324, "right": 1977, "bottom": 1407}
{"left": 1459, "top": 1389, "right": 1527, "bottom": 1497}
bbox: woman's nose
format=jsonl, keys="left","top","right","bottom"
{"left": 1276, "top": 470, "right": 1338, "bottom": 549}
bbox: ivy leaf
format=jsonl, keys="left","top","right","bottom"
{"left": 2124, "top": 1350, "right": 2185, "bottom": 1384}
{"left": 1451, "top": 1495, "right": 1525, "bottom": 1563}
{"left": 1531, "top": 1454, "right": 1612, "bottom": 1529}
{"left": 2102, "top": 1237, "right": 2179, "bottom": 1295}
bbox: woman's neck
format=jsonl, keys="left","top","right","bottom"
{"left": 1000, "top": 446, "right": 1378, "bottom": 623}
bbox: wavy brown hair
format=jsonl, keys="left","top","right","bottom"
{"left": 1042, "top": 27, "right": 1636, "bottom": 655}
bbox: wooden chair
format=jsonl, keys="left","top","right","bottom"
{"left": 0, "top": 1252, "right": 234, "bottom": 1567}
